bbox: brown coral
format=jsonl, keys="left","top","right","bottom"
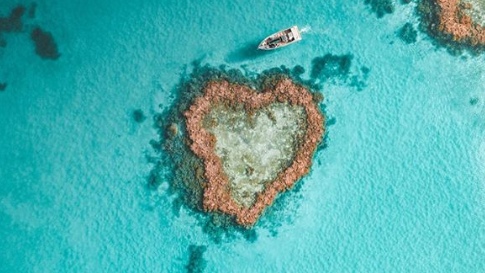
{"left": 436, "top": 0, "right": 485, "bottom": 46}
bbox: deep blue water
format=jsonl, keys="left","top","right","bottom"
{"left": 1, "top": 0, "right": 485, "bottom": 272}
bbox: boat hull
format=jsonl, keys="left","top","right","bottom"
{"left": 258, "top": 26, "right": 302, "bottom": 50}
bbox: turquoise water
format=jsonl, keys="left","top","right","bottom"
{"left": 1, "top": 0, "right": 485, "bottom": 272}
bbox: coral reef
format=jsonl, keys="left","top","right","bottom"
{"left": 151, "top": 63, "right": 333, "bottom": 236}
{"left": 0, "top": 82, "right": 6, "bottom": 91}
{"left": 184, "top": 78, "right": 324, "bottom": 226}
{"left": 418, "top": 0, "right": 485, "bottom": 51}
{"left": 436, "top": 0, "right": 485, "bottom": 45}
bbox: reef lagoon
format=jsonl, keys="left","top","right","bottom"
{"left": 1, "top": 0, "right": 485, "bottom": 272}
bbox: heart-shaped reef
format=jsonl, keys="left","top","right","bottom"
{"left": 184, "top": 78, "right": 324, "bottom": 226}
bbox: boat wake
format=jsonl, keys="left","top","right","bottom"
{"left": 300, "top": 25, "right": 312, "bottom": 33}
{"left": 299, "top": 25, "right": 330, "bottom": 35}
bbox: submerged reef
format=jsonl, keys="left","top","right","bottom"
{"left": 0, "top": 82, "right": 6, "bottom": 91}
{"left": 364, "top": 0, "right": 395, "bottom": 18}
{"left": 398, "top": 23, "right": 418, "bottom": 44}
{"left": 185, "top": 245, "right": 207, "bottom": 273}
{"left": 310, "top": 54, "right": 368, "bottom": 91}
{"left": 28, "top": 3, "right": 37, "bottom": 19}
{"left": 364, "top": 0, "right": 412, "bottom": 18}
{"left": 418, "top": 0, "right": 485, "bottom": 52}
{"left": 470, "top": 97, "right": 479, "bottom": 105}
{"left": 184, "top": 79, "right": 324, "bottom": 226}
{"left": 311, "top": 54, "right": 352, "bottom": 80}
{"left": 132, "top": 109, "right": 146, "bottom": 123}
{"left": 0, "top": 35, "right": 6, "bottom": 48}
{"left": 0, "top": 5, "right": 25, "bottom": 32}
{"left": 31, "top": 27, "right": 60, "bottom": 60}
{"left": 0, "top": 4, "right": 60, "bottom": 59}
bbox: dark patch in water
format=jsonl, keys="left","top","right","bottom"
{"left": 398, "top": 23, "right": 418, "bottom": 44}
{"left": 401, "top": 0, "right": 412, "bottom": 4}
{"left": 0, "top": 35, "right": 6, "bottom": 48}
{"left": 185, "top": 245, "right": 207, "bottom": 273}
{"left": 28, "top": 3, "right": 37, "bottom": 19}
{"left": 0, "top": 5, "right": 25, "bottom": 32}
{"left": 0, "top": 82, "right": 7, "bottom": 91}
{"left": 309, "top": 55, "right": 368, "bottom": 91}
{"left": 349, "top": 75, "right": 367, "bottom": 91}
{"left": 361, "top": 66, "right": 370, "bottom": 75}
{"left": 132, "top": 109, "right": 146, "bottom": 123}
{"left": 311, "top": 54, "right": 353, "bottom": 80}
{"left": 326, "top": 117, "right": 337, "bottom": 126}
{"left": 0, "top": 4, "right": 60, "bottom": 60}
{"left": 30, "top": 27, "right": 60, "bottom": 60}
{"left": 292, "top": 65, "right": 305, "bottom": 76}
{"left": 364, "top": 0, "right": 394, "bottom": 18}
{"left": 470, "top": 97, "right": 479, "bottom": 106}
{"left": 202, "top": 212, "right": 260, "bottom": 243}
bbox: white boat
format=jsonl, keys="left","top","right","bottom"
{"left": 258, "top": 26, "right": 302, "bottom": 50}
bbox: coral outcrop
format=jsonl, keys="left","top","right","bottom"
{"left": 419, "top": 0, "right": 485, "bottom": 49}
{"left": 437, "top": 0, "right": 485, "bottom": 45}
{"left": 184, "top": 78, "right": 324, "bottom": 226}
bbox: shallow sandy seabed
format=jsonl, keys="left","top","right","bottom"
{"left": 204, "top": 103, "right": 306, "bottom": 208}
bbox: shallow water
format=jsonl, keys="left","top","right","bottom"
{"left": 1, "top": 0, "right": 485, "bottom": 272}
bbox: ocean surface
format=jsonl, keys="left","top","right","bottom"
{"left": 1, "top": 0, "right": 485, "bottom": 272}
